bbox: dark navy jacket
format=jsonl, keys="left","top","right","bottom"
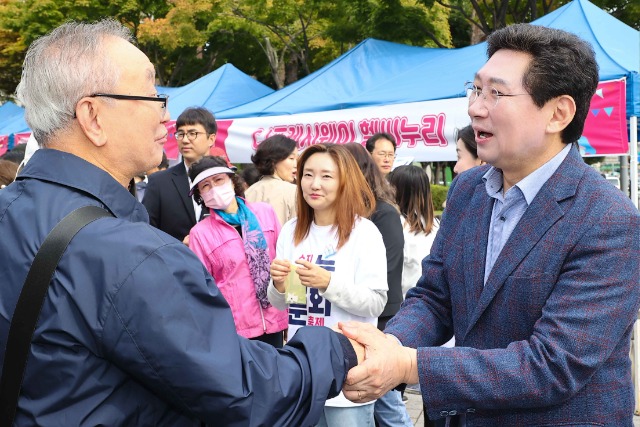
{"left": 0, "top": 148, "right": 355, "bottom": 426}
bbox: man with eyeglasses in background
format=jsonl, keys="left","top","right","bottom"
{"left": 366, "top": 132, "right": 396, "bottom": 177}
{"left": 0, "top": 19, "right": 364, "bottom": 426}
{"left": 143, "top": 106, "right": 225, "bottom": 243}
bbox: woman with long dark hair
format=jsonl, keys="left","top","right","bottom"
{"left": 343, "top": 143, "right": 403, "bottom": 330}
{"left": 388, "top": 165, "right": 440, "bottom": 297}
{"left": 343, "top": 142, "right": 411, "bottom": 427}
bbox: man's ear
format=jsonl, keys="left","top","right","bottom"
{"left": 208, "top": 132, "right": 216, "bottom": 148}
{"left": 76, "top": 98, "right": 108, "bottom": 147}
{"left": 547, "top": 95, "right": 576, "bottom": 135}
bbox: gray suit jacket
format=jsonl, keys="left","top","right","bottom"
{"left": 386, "top": 146, "right": 640, "bottom": 426}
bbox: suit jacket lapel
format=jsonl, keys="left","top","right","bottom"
{"left": 171, "top": 164, "right": 196, "bottom": 223}
{"left": 463, "top": 181, "right": 492, "bottom": 331}
{"left": 464, "top": 146, "right": 583, "bottom": 336}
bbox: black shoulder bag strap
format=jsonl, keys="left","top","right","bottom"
{"left": 0, "top": 205, "right": 113, "bottom": 426}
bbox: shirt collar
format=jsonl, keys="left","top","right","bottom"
{"left": 483, "top": 143, "right": 572, "bottom": 205}
{"left": 184, "top": 161, "right": 192, "bottom": 184}
{"left": 18, "top": 148, "right": 149, "bottom": 222}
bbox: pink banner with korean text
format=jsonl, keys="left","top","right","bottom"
{"left": 163, "top": 79, "right": 629, "bottom": 163}
{"left": 216, "top": 97, "right": 468, "bottom": 163}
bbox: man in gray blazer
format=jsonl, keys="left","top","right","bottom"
{"left": 340, "top": 23, "right": 640, "bottom": 426}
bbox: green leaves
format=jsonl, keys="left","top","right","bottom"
{"left": 0, "top": 0, "right": 636, "bottom": 101}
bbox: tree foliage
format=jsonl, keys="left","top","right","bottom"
{"left": 429, "top": 0, "right": 638, "bottom": 44}
{"left": 592, "top": 0, "right": 639, "bottom": 30}
{"left": 0, "top": 0, "right": 637, "bottom": 101}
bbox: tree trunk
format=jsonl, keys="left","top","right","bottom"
{"left": 264, "top": 37, "right": 285, "bottom": 89}
{"left": 285, "top": 54, "right": 299, "bottom": 85}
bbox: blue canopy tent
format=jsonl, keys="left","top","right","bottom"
{"left": 155, "top": 64, "right": 275, "bottom": 159}
{"left": 163, "top": 63, "right": 274, "bottom": 119}
{"left": 218, "top": 0, "right": 638, "bottom": 125}
{"left": 155, "top": 85, "right": 184, "bottom": 97}
{"left": 217, "top": 40, "right": 466, "bottom": 119}
{"left": 1, "top": 64, "right": 275, "bottom": 157}
{"left": 0, "top": 102, "right": 29, "bottom": 152}
{"left": 0, "top": 101, "right": 23, "bottom": 124}
{"left": 0, "top": 112, "right": 28, "bottom": 136}
{"left": 217, "top": 41, "right": 498, "bottom": 120}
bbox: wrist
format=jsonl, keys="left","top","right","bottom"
{"left": 403, "top": 348, "right": 418, "bottom": 384}
{"left": 273, "top": 279, "right": 285, "bottom": 293}
{"left": 318, "top": 272, "right": 331, "bottom": 291}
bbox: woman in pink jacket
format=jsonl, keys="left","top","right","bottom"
{"left": 188, "top": 156, "right": 288, "bottom": 347}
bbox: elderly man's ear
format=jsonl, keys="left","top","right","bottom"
{"left": 75, "top": 98, "right": 108, "bottom": 148}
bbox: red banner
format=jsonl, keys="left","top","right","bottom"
{"left": 580, "top": 79, "right": 628, "bottom": 156}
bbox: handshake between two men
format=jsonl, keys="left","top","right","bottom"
{"left": 337, "top": 321, "right": 419, "bottom": 403}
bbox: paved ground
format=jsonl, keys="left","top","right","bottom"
{"left": 403, "top": 390, "right": 640, "bottom": 426}
{"left": 404, "top": 388, "right": 424, "bottom": 426}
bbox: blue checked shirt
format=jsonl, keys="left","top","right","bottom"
{"left": 483, "top": 144, "right": 571, "bottom": 284}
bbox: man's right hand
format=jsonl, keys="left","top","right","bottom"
{"left": 339, "top": 321, "right": 418, "bottom": 403}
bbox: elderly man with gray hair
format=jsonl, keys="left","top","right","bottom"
{"left": 0, "top": 19, "right": 362, "bottom": 426}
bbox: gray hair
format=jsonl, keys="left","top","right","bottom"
{"left": 16, "top": 19, "right": 135, "bottom": 146}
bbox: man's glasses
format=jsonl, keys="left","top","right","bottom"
{"left": 174, "top": 131, "right": 208, "bottom": 141}
{"left": 373, "top": 151, "right": 396, "bottom": 160}
{"left": 464, "top": 82, "right": 529, "bottom": 109}
{"left": 89, "top": 93, "right": 168, "bottom": 113}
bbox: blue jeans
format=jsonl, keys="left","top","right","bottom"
{"left": 316, "top": 404, "right": 375, "bottom": 427}
{"left": 374, "top": 389, "right": 413, "bottom": 427}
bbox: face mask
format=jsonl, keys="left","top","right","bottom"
{"left": 201, "top": 180, "right": 235, "bottom": 210}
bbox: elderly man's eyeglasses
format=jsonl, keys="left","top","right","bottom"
{"left": 174, "top": 131, "right": 207, "bottom": 141}
{"left": 74, "top": 93, "right": 169, "bottom": 118}
{"left": 89, "top": 93, "right": 168, "bottom": 111}
{"left": 464, "top": 82, "right": 529, "bottom": 109}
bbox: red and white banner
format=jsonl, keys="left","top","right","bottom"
{"left": 207, "top": 79, "right": 628, "bottom": 163}
{"left": 14, "top": 133, "right": 30, "bottom": 146}
{"left": 5, "top": 79, "right": 628, "bottom": 162}
{"left": 215, "top": 97, "right": 468, "bottom": 163}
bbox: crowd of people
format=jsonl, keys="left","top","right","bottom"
{"left": 0, "top": 16, "right": 639, "bottom": 427}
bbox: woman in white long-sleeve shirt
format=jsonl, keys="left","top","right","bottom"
{"left": 268, "top": 143, "right": 388, "bottom": 427}
{"left": 388, "top": 165, "right": 440, "bottom": 297}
